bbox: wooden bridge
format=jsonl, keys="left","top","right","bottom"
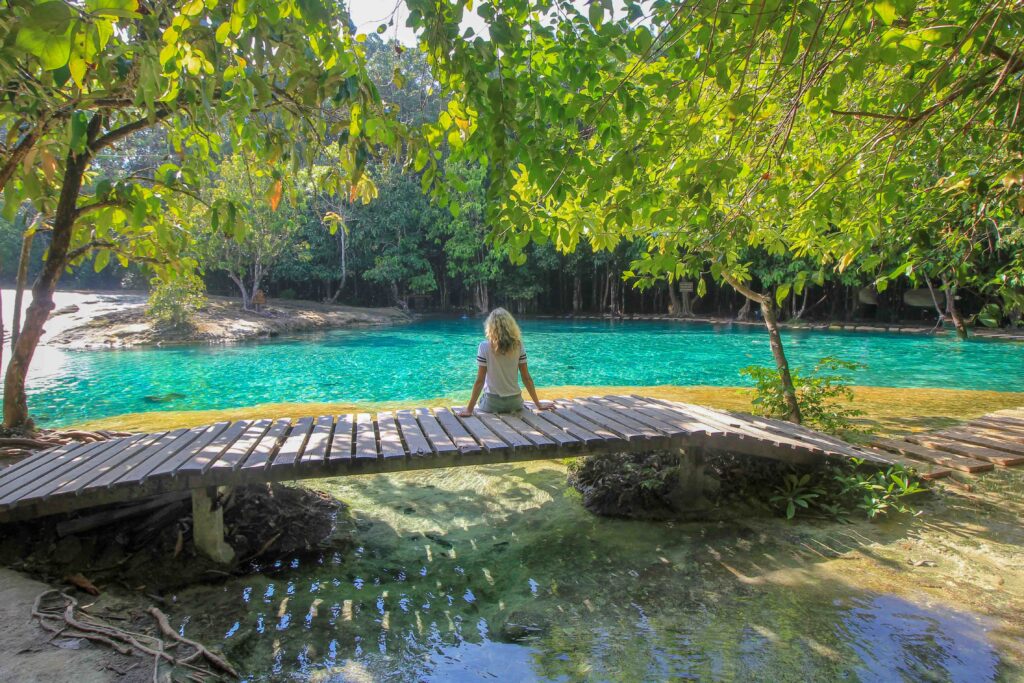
{"left": 2, "top": 396, "right": 1022, "bottom": 562}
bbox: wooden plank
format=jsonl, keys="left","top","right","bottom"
{"left": 557, "top": 400, "right": 643, "bottom": 442}
{"left": 670, "top": 402, "right": 819, "bottom": 454}
{"left": 624, "top": 395, "right": 725, "bottom": 437}
{"left": 414, "top": 408, "right": 459, "bottom": 454}
{"left": 214, "top": 419, "right": 273, "bottom": 471}
{"left": 301, "top": 416, "right": 336, "bottom": 463}
{"left": 89, "top": 430, "right": 202, "bottom": 489}
{"left": 526, "top": 405, "right": 602, "bottom": 445}
{"left": 376, "top": 412, "right": 407, "bottom": 459}
{"left": 517, "top": 410, "right": 581, "bottom": 448}
{"left": 969, "top": 417, "right": 1024, "bottom": 438}
{"left": 18, "top": 433, "right": 166, "bottom": 502}
{"left": 936, "top": 429, "right": 1024, "bottom": 457}
{"left": 638, "top": 397, "right": 732, "bottom": 436}
{"left": 960, "top": 424, "right": 1024, "bottom": 445}
{"left": 112, "top": 427, "right": 208, "bottom": 485}
{"left": 497, "top": 412, "right": 556, "bottom": 447}
{"left": 354, "top": 413, "right": 379, "bottom": 462}
{"left": 434, "top": 408, "right": 483, "bottom": 454}
{"left": 476, "top": 411, "right": 533, "bottom": 450}
{"left": 451, "top": 410, "right": 509, "bottom": 452}
{"left": 0, "top": 439, "right": 117, "bottom": 501}
{"left": 552, "top": 404, "right": 627, "bottom": 445}
{"left": 574, "top": 397, "right": 661, "bottom": 439}
{"left": 871, "top": 437, "right": 994, "bottom": 473}
{"left": 0, "top": 441, "right": 77, "bottom": 481}
{"left": 904, "top": 434, "right": 1024, "bottom": 467}
{"left": 240, "top": 419, "right": 291, "bottom": 472}
{"left": 328, "top": 414, "right": 355, "bottom": 463}
{"left": 599, "top": 396, "right": 691, "bottom": 437}
{"left": 396, "top": 411, "right": 433, "bottom": 456}
{"left": 47, "top": 433, "right": 171, "bottom": 498}
{"left": 271, "top": 417, "right": 315, "bottom": 468}
{"left": 139, "top": 422, "right": 235, "bottom": 481}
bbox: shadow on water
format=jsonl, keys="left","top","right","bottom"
{"left": 166, "top": 461, "right": 1023, "bottom": 682}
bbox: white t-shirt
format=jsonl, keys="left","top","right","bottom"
{"left": 477, "top": 340, "right": 527, "bottom": 397}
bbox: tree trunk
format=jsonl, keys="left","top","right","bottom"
{"left": 793, "top": 288, "right": 809, "bottom": 321}
{"left": 737, "top": 298, "right": 753, "bottom": 321}
{"left": 760, "top": 299, "right": 802, "bottom": 424}
{"left": 943, "top": 278, "right": 968, "bottom": 339}
{"left": 679, "top": 285, "right": 694, "bottom": 317}
{"left": 327, "top": 228, "right": 347, "bottom": 304}
{"left": 667, "top": 280, "right": 681, "bottom": 317}
{"left": 227, "top": 273, "right": 252, "bottom": 310}
{"left": 3, "top": 139, "right": 92, "bottom": 428}
{"left": 721, "top": 274, "right": 802, "bottom": 424}
{"left": 572, "top": 276, "right": 582, "bottom": 314}
{"left": 925, "top": 277, "right": 945, "bottom": 331}
{"left": 12, "top": 225, "right": 36, "bottom": 347}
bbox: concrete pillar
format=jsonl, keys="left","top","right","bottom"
{"left": 192, "top": 486, "right": 235, "bottom": 564}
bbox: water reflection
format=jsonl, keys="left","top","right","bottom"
{"left": 169, "top": 471, "right": 1007, "bottom": 683}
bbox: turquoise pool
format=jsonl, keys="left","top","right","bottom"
{"left": 26, "top": 318, "right": 1024, "bottom": 426}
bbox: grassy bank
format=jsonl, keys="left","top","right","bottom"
{"left": 74, "top": 385, "right": 1024, "bottom": 435}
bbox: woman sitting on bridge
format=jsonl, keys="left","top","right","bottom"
{"left": 459, "top": 308, "right": 552, "bottom": 416}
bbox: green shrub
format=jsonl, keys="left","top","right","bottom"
{"left": 741, "top": 356, "right": 865, "bottom": 434}
{"left": 770, "top": 460, "right": 925, "bottom": 521}
{"left": 146, "top": 272, "right": 206, "bottom": 327}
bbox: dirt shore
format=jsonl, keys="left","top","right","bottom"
{"left": 41, "top": 292, "right": 410, "bottom": 349}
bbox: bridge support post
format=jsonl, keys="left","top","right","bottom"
{"left": 192, "top": 486, "right": 235, "bottom": 564}
{"left": 674, "top": 447, "right": 711, "bottom": 512}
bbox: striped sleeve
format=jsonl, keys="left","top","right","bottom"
{"left": 476, "top": 341, "right": 488, "bottom": 366}
{"left": 518, "top": 343, "right": 527, "bottom": 363}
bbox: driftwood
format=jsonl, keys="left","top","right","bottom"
{"left": 56, "top": 492, "right": 190, "bottom": 537}
{"left": 32, "top": 590, "right": 238, "bottom": 680}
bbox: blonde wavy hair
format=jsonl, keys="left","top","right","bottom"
{"left": 485, "top": 308, "right": 523, "bottom": 355}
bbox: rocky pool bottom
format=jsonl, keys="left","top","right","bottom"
{"left": 145, "top": 459, "right": 1023, "bottom": 683}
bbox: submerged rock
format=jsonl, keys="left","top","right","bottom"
{"left": 499, "top": 609, "right": 550, "bottom": 642}
{"left": 143, "top": 392, "right": 186, "bottom": 404}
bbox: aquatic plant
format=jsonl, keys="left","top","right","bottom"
{"left": 742, "top": 356, "right": 866, "bottom": 434}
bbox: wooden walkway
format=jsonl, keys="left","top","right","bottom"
{"left": 0, "top": 395, "right": 902, "bottom": 523}
{"left": 3, "top": 398, "right": 1023, "bottom": 526}
{"left": 869, "top": 407, "right": 1024, "bottom": 479}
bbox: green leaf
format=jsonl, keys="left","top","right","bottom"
{"left": 30, "top": 2, "right": 73, "bottom": 32}
{"left": 16, "top": 25, "right": 72, "bottom": 70}
{"left": 589, "top": 2, "right": 604, "bottom": 28}
{"left": 873, "top": 1, "right": 897, "bottom": 25}
{"left": 775, "top": 283, "right": 791, "bottom": 306}
{"left": 94, "top": 249, "right": 111, "bottom": 272}
{"left": 69, "top": 111, "right": 89, "bottom": 153}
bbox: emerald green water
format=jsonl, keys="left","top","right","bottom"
{"left": 26, "top": 318, "right": 1024, "bottom": 426}
{"left": 169, "top": 463, "right": 1024, "bottom": 682}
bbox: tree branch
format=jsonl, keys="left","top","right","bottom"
{"left": 720, "top": 271, "right": 769, "bottom": 304}
{"left": 90, "top": 106, "right": 173, "bottom": 153}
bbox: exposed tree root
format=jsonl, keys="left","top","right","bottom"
{"left": 0, "top": 428, "right": 131, "bottom": 460}
{"left": 31, "top": 589, "right": 238, "bottom": 681}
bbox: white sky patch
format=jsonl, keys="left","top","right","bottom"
{"left": 344, "top": 1, "right": 644, "bottom": 45}
{"left": 345, "top": 0, "right": 490, "bottom": 45}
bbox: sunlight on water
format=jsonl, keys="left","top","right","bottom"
{"left": 169, "top": 463, "right": 1019, "bottom": 682}
{"left": 21, "top": 318, "right": 1024, "bottom": 426}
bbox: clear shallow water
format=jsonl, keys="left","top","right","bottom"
{"left": 23, "top": 318, "right": 1024, "bottom": 426}
{"left": 171, "top": 464, "right": 1016, "bottom": 682}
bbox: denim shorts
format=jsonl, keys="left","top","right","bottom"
{"left": 479, "top": 392, "right": 524, "bottom": 413}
